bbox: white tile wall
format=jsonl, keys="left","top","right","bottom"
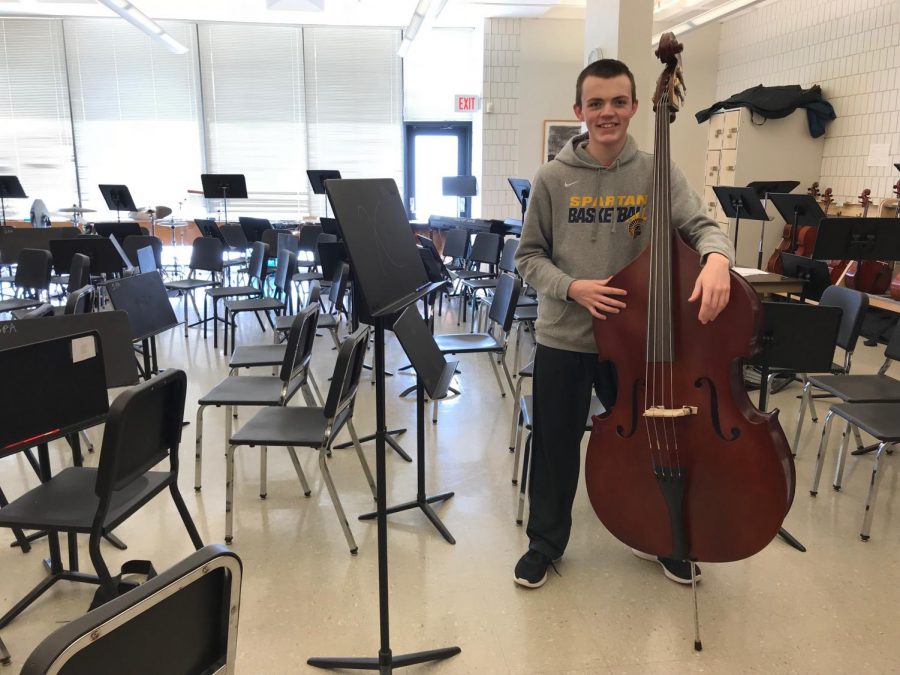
{"left": 481, "top": 17, "right": 521, "bottom": 220}
{"left": 717, "top": 0, "right": 900, "bottom": 205}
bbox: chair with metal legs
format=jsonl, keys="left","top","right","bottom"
{"left": 204, "top": 241, "right": 267, "bottom": 348}
{"left": 0, "top": 370, "right": 204, "bottom": 636}
{"left": 227, "top": 326, "right": 375, "bottom": 553}
{"left": 809, "top": 401, "right": 899, "bottom": 540}
{"left": 194, "top": 304, "right": 324, "bottom": 494}
{"left": 163, "top": 237, "right": 223, "bottom": 337}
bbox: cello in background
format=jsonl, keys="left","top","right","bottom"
{"left": 765, "top": 182, "right": 820, "bottom": 273}
{"left": 842, "top": 189, "right": 893, "bottom": 294}
{"left": 888, "top": 180, "right": 900, "bottom": 299}
{"left": 584, "top": 32, "right": 794, "bottom": 651}
{"left": 828, "top": 188, "right": 869, "bottom": 284}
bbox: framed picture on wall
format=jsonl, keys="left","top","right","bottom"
{"left": 542, "top": 120, "right": 582, "bottom": 163}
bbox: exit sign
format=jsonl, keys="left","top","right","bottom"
{"left": 455, "top": 95, "right": 479, "bottom": 112}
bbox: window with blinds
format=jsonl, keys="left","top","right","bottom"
{"left": 198, "top": 23, "right": 308, "bottom": 221}
{"left": 403, "top": 28, "right": 478, "bottom": 122}
{"left": 0, "top": 18, "right": 77, "bottom": 220}
{"left": 303, "top": 26, "right": 403, "bottom": 217}
{"left": 63, "top": 18, "right": 202, "bottom": 220}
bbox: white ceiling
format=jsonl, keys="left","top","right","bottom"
{"left": 0, "top": 0, "right": 767, "bottom": 31}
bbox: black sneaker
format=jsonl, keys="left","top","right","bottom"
{"left": 514, "top": 550, "right": 554, "bottom": 588}
{"left": 631, "top": 548, "right": 701, "bottom": 585}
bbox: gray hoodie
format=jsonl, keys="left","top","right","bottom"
{"left": 515, "top": 132, "right": 735, "bottom": 354}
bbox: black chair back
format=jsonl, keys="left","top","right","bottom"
{"left": 67, "top": 252, "right": 91, "bottom": 293}
{"left": 323, "top": 326, "right": 370, "bottom": 425}
{"left": 305, "top": 280, "right": 321, "bottom": 309}
{"left": 328, "top": 262, "right": 350, "bottom": 313}
{"left": 468, "top": 232, "right": 501, "bottom": 266}
{"left": 189, "top": 237, "right": 224, "bottom": 274}
{"left": 884, "top": 324, "right": 900, "bottom": 363}
{"left": 260, "top": 229, "right": 280, "bottom": 256}
{"left": 441, "top": 229, "right": 468, "bottom": 260}
{"left": 498, "top": 238, "right": 519, "bottom": 274}
{"left": 15, "top": 248, "right": 53, "bottom": 294}
{"left": 65, "top": 284, "right": 95, "bottom": 315}
{"left": 277, "top": 232, "right": 299, "bottom": 256}
{"left": 296, "top": 224, "right": 322, "bottom": 254}
{"left": 246, "top": 241, "right": 266, "bottom": 286}
{"left": 820, "top": 286, "right": 869, "bottom": 354}
{"left": 272, "top": 249, "right": 297, "bottom": 296}
{"left": 123, "top": 235, "right": 163, "bottom": 270}
{"left": 95, "top": 369, "right": 186, "bottom": 499}
{"left": 278, "top": 304, "right": 319, "bottom": 387}
{"left": 488, "top": 273, "right": 522, "bottom": 333}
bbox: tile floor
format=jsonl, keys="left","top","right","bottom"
{"left": 1, "top": 294, "right": 898, "bottom": 674}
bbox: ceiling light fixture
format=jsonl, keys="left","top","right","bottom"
{"left": 652, "top": 0, "right": 766, "bottom": 44}
{"left": 397, "top": 0, "right": 448, "bottom": 58}
{"left": 96, "top": 0, "right": 188, "bottom": 54}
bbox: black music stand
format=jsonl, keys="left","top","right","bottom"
{"left": 93, "top": 221, "right": 142, "bottom": 245}
{"left": 713, "top": 186, "right": 770, "bottom": 267}
{"left": 508, "top": 177, "right": 531, "bottom": 228}
{"left": 0, "top": 176, "right": 27, "bottom": 229}
{"left": 201, "top": 174, "right": 247, "bottom": 225}
{"left": 812, "top": 217, "right": 900, "bottom": 264}
{"left": 748, "top": 301, "right": 843, "bottom": 554}
{"left": 310, "top": 178, "right": 458, "bottom": 673}
{"left": 106, "top": 272, "right": 179, "bottom": 379}
{"left": 98, "top": 185, "right": 137, "bottom": 224}
{"left": 49, "top": 238, "right": 126, "bottom": 277}
{"left": 442, "top": 175, "right": 476, "bottom": 218}
{"left": 359, "top": 306, "right": 457, "bottom": 543}
{"left": 779, "top": 253, "right": 831, "bottom": 302}
{"left": 307, "top": 170, "right": 341, "bottom": 218}
{"left": 746, "top": 181, "right": 800, "bottom": 270}
{"left": 769, "top": 192, "right": 824, "bottom": 255}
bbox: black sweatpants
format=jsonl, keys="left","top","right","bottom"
{"left": 526, "top": 343, "right": 616, "bottom": 559}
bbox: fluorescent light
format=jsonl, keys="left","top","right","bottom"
{"left": 96, "top": 0, "right": 188, "bottom": 54}
{"left": 398, "top": 0, "right": 437, "bottom": 58}
{"left": 652, "top": 0, "right": 765, "bottom": 44}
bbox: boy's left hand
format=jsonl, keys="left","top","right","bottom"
{"left": 688, "top": 253, "right": 731, "bottom": 324}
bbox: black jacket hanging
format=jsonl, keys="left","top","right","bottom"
{"left": 695, "top": 84, "right": 836, "bottom": 138}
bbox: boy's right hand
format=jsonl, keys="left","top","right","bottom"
{"left": 567, "top": 278, "right": 627, "bottom": 320}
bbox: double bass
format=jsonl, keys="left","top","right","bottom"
{"left": 584, "top": 33, "right": 795, "bottom": 648}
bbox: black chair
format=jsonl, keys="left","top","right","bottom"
{"left": 513, "top": 394, "right": 605, "bottom": 524}
{"left": 431, "top": 273, "right": 521, "bottom": 420}
{"left": 792, "top": 286, "right": 870, "bottom": 452}
{"left": 21, "top": 545, "right": 241, "bottom": 675}
{"left": 219, "top": 224, "right": 250, "bottom": 252}
{"left": 0, "top": 369, "right": 203, "bottom": 632}
{"left": 223, "top": 249, "right": 295, "bottom": 354}
{"left": 163, "top": 237, "right": 223, "bottom": 337}
{"left": 0, "top": 248, "right": 53, "bottom": 316}
{"left": 204, "top": 241, "right": 267, "bottom": 349}
{"left": 810, "top": 401, "right": 900, "bottom": 540}
{"left": 228, "top": 325, "right": 374, "bottom": 553}
{"left": 122, "top": 235, "right": 163, "bottom": 272}
{"left": 453, "top": 232, "right": 501, "bottom": 325}
{"left": 464, "top": 237, "right": 519, "bottom": 330}
{"left": 194, "top": 305, "right": 324, "bottom": 492}
{"left": 440, "top": 228, "right": 469, "bottom": 272}
{"left": 294, "top": 224, "right": 322, "bottom": 270}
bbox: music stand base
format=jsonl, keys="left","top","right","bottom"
{"left": 359, "top": 492, "right": 456, "bottom": 544}
{"left": 335, "top": 429, "right": 412, "bottom": 462}
{"left": 308, "top": 645, "right": 461, "bottom": 673}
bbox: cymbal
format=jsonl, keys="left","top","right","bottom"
{"left": 136, "top": 206, "right": 174, "bottom": 219}
{"left": 59, "top": 206, "right": 96, "bottom": 213}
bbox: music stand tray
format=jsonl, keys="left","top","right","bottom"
{"left": 745, "top": 180, "right": 800, "bottom": 199}
{"left": 98, "top": 185, "right": 137, "bottom": 223}
{"left": 49, "top": 237, "right": 126, "bottom": 276}
{"left": 201, "top": 174, "right": 248, "bottom": 225}
{"left": 812, "top": 217, "right": 900, "bottom": 262}
{"left": 508, "top": 177, "right": 531, "bottom": 228}
{"left": 779, "top": 252, "right": 831, "bottom": 302}
{"left": 307, "top": 170, "right": 342, "bottom": 195}
{"left": 0, "top": 175, "right": 27, "bottom": 228}
{"left": 713, "top": 185, "right": 770, "bottom": 267}
{"left": 768, "top": 192, "right": 825, "bottom": 255}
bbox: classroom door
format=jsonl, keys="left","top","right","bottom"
{"left": 404, "top": 122, "right": 472, "bottom": 221}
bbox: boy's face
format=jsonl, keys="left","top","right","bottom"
{"left": 573, "top": 74, "right": 638, "bottom": 150}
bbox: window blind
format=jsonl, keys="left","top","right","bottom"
{"left": 64, "top": 18, "right": 202, "bottom": 219}
{"left": 303, "top": 26, "right": 403, "bottom": 215}
{"left": 198, "top": 23, "right": 307, "bottom": 220}
{"left": 0, "top": 18, "right": 77, "bottom": 220}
